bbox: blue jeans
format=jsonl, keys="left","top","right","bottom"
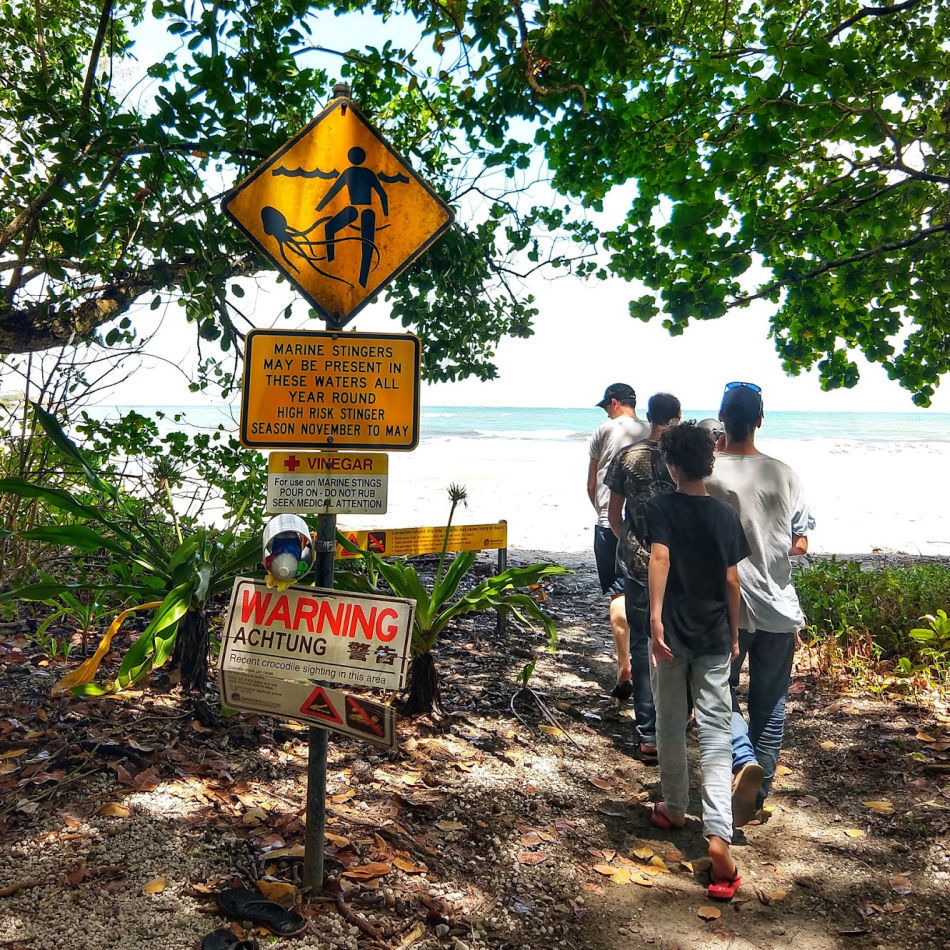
{"left": 624, "top": 578, "right": 656, "bottom": 747}
{"left": 730, "top": 629, "right": 796, "bottom": 809}
{"left": 650, "top": 647, "right": 733, "bottom": 842}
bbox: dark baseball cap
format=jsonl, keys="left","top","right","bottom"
{"left": 596, "top": 383, "right": 637, "bottom": 408}
{"left": 719, "top": 381, "right": 763, "bottom": 420}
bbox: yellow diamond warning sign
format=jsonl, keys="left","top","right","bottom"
{"left": 222, "top": 96, "right": 454, "bottom": 328}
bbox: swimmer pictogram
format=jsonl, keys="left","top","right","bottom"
{"left": 222, "top": 97, "right": 454, "bottom": 328}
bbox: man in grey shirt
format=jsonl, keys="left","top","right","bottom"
{"left": 587, "top": 383, "right": 650, "bottom": 695}
{"left": 706, "top": 382, "right": 815, "bottom": 826}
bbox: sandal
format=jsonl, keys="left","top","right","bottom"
{"left": 650, "top": 802, "right": 685, "bottom": 830}
{"left": 707, "top": 866, "right": 742, "bottom": 900}
{"left": 201, "top": 930, "right": 259, "bottom": 950}
{"left": 610, "top": 679, "right": 634, "bottom": 701}
{"left": 635, "top": 743, "right": 659, "bottom": 764}
{"left": 217, "top": 888, "right": 307, "bottom": 936}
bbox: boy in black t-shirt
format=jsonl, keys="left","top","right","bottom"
{"left": 643, "top": 422, "right": 751, "bottom": 900}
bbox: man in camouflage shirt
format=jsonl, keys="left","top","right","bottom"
{"left": 605, "top": 392, "right": 682, "bottom": 759}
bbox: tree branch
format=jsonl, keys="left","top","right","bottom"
{"left": 823, "top": 0, "right": 927, "bottom": 42}
{"left": 736, "top": 221, "right": 950, "bottom": 306}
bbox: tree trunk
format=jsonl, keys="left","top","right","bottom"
{"left": 404, "top": 650, "right": 440, "bottom": 716}
{"left": 171, "top": 609, "right": 209, "bottom": 692}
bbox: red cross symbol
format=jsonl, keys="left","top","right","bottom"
{"left": 284, "top": 454, "right": 301, "bottom": 472}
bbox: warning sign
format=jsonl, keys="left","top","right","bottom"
{"left": 219, "top": 672, "right": 396, "bottom": 748}
{"left": 338, "top": 523, "right": 508, "bottom": 559}
{"left": 221, "top": 96, "right": 454, "bottom": 328}
{"left": 299, "top": 684, "right": 342, "bottom": 724}
{"left": 241, "top": 329, "right": 419, "bottom": 451}
{"left": 220, "top": 578, "right": 414, "bottom": 691}
{"left": 266, "top": 451, "right": 388, "bottom": 515}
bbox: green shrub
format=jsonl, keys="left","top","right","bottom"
{"left": 795, "top": 558, "right": 950, "bottom": 661}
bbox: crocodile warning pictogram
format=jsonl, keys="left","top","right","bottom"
{"left": 299, "top": 685, "right": 343, "bottom": 725}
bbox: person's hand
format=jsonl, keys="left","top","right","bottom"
{"left": 651, "top": 625, "right": 674, "bottom": 666}
{"left": 731, "top": 634, "right": 740, "bottom": 660}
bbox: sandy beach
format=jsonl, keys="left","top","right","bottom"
{"left": 336, "top": 434, "right": 950, "bottom": 563}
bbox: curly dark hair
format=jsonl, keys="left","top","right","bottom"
{"left": 658, "top": 421, "right": 715, "bottom": 481}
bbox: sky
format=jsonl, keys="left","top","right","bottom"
{"left": 93, "top": 10, "right": 950, "bottom": 415}
{"left": 110, "top": 265, "right": 949, "bottom": 415}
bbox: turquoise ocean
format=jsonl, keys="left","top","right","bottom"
{"left": 87, "top": 403, "right": 950, "bottom": 555}
{"left": 92, "top": 404, "right": 950, "bottom": 444}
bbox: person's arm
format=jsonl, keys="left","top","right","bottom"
{"left": 725, "top": 564, "right": 741, "bottom": 659}
{"left": 789, "top": 534, "right": 808, "bottom": 556}
{"left": 648, "top": 542, "right": 673, "bottom": 665}
{"left": 608, "top": 492, "right": 624, "bottom": 539}
{"left": 587, "top": 458, "right": 599, "bottom": 510}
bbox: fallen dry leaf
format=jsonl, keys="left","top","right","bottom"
{"left": 697, "top": 906, "right": 722, "bottom": 920}
{"left": 325, "top": 832, "right": 350, "bottom": 848}
{"left": 142, "top": 877, "right": 167, "bottom": 894}
{"left": 863, "top": 800, "right": 895, "bottom": 815}
{"left": 917, "top": 732, "right": 936, "bottom": 742}
{"left": 632, "top": 847, "right": 654, "bottom": 861}
{"left": 890, "top": 875, "right": 913, "bottom": 896}
{"left": 255, "top": 879, "right": 298, "bottom": 904}
{"left": 516, "top": 851, "right": 549, "bottom": 865}
{"left": 341, "top": 861, "right": 393, "bottom": 880}
{"left": 775, "top": 764, "right": 793, "bottom": 776}
{"left": 588, "top": 777, "right": 612, "bottom": 790}
{"left": 844, "top": 828, "right": 865, "bottom": 838}
{"left": 593, "top": 864, "right": 618, "bottom": 877}
{"left": 434, "top": 820, "right": 465, "bottom": 832}
{"left": 820, "top": 741, "right": 835, "bottom": 750}
{"left": 393, "top": 857, "right": 427, "bottom": 874}
{"left": 96, "top": 802, "right": 131, "bottom": 818}
{"left": 539, "top": 725, "right": 563, "bottom": 737}
{"left": 265, "top": 845, "right": 305, "bottom": 860}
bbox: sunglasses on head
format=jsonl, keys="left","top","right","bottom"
{"left": 723, "top": 381, "right": 761, "bottom": 394}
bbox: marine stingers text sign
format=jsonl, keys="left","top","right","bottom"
{"left": 241, "top": 329, "right": 419, "bottom": 450}
{"left": 220, "top": 578, "right": 413, "bottom": 691}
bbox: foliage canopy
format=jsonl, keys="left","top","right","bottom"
{"left": 2, "top": 0, "right": 948, "bottom": 401}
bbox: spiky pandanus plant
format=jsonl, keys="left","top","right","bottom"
{"left": 336, "top": 484, "right": 569, "bottom": 715}
{"left": 0, "top": 404, "right": 260, "bottom": 694}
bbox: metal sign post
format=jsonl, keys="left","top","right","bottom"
{"left": 302, "top": 511, "right": 337, "bottom": 893}
{"left": 223, "top": 86, "right": 447, "bottom": 898}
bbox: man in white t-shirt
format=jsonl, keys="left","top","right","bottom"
{"left": 706, "top": 382, "right": 816, "bottom": 827}
{"left": 587, "top": 383, "right": 650, "bottom": 696}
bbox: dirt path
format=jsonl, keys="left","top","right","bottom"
{"left": 1, "top": 554, "right": 949, "bottom": 950}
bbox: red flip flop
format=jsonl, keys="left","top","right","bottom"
{"left": 707, "top": 866, "right": 741, "bottom": 900}
{"left": 650, "top": 803, "right": 684, "bottom": 830}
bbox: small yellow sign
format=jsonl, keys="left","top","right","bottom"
{"left": 266, "top": 452, "right": 389, "bottom": 515}
{"left": 338, "top": 523, "right": 508, "bottom": 559}
{"left": 222, "top": 97, "right": 454, "bottom": 328}
{"left": 241, "top": 329, "right": 419, "bottom": 450}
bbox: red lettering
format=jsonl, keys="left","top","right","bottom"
{"left": 293, "top": 597, "right": 319, "bottom": 632}
{"left": 265, "top": 595, "right": 292, "bottom": 627}
{"left": 348, "top": 605, "right": 376, "bottom": 640}
{"left": 241, "top": 588, "right": 273, "bottom": 624}
{"left": 375, "top": 608, "right": 399, "bottom": 642}
{"left": 317, "top": 600, "right": 347, "bottom": 636}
